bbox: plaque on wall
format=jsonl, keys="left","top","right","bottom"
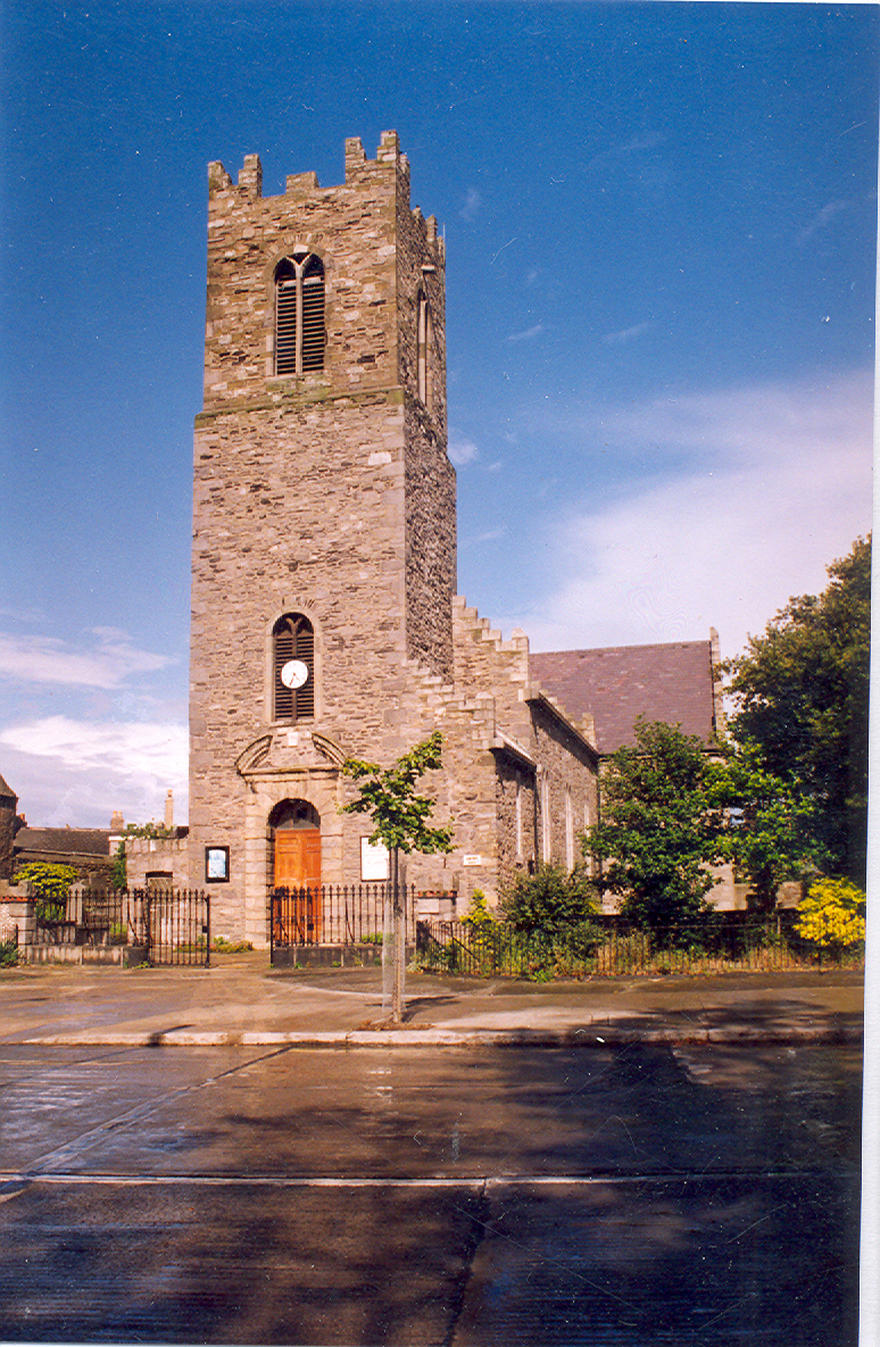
{"left": 361, "top": 837, "right": 390, "bottom": 881}
{"left": 205, "top": 846, "right": 230, "bottom": 883}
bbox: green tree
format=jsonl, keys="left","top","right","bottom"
{"left": 110, "top": 841, "right": 127, "bottom": 890}
{"left": 705, "top": 745, "right": 819, "bottom": 912}
{"left": 342, "top": 731, "right": 453, "bottom": 1023}
{"left": 725, "top": 536, "right": 870, "bottom": 884}
{"left": 584, "top": 720, "right": 723, "bottom": 934}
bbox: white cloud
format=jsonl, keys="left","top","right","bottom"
{"left": 507, "top": 323, "right": 545, "bottom": 343}
{"left": 603, "top": 321, "right": 654, "bottom": 346}
{"left": 0, "top": 716, "right": 188, "bottom": 827}
{"left": 498, "top": 370, "right": 873, "bottom": 663}
{"left": 448, "top": 432, "right": 480, "bottom": 467}
{"left": 0, "top": 628, "right": 172, "bottom": 688}
{"left": 459, "top": 187, "right": 481, "bottom": 222}
{"left": 797, "top": 199, "right": 851, "bottom": 246}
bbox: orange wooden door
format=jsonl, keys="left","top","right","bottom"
{"left": 274, "top": 830, "right": 322, "bottom": 941}
{"left": 274, "top": 830, "right": 321, "bottom": 889}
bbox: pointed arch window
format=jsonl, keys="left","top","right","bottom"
{"left": 273, "top": 614, "right": 315, "bottom": 720}
{"left": 275, "top": 252, "right": 325, "bottom": 375}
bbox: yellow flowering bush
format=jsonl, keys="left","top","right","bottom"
{"left": 795, "top": 877, "right": 866, "bottom": 954}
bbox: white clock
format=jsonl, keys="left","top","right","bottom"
{"left": 280, "top": 659, "right": 309, "bottom": 690}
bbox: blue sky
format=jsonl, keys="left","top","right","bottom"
{"left": 0, "top": 0, "right": 876, "bottom": 827}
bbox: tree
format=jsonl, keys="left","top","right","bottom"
{"left": 705, "top": 745, "right": 819, "bottom": 912}
{"left": 110, "top": 842, "right": 127, "bottom": 890}
{"left": 584, "top": 720, "right": 723, "bottom": 934}
{"left": 725, "top": 536, "right": 870, "bottom": 884}
{"left": 342, "top": 731, "right": 453, "bottom": 1023}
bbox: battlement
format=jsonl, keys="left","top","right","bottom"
{"left": 207, "top": 130, "right": 412, "bottom": 205}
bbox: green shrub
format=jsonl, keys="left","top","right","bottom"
{"left": 211, "top": 936, "right": 254, "bottom": 953}
{"left": 795, "top": 877, "right": 866, "bottom": 956}
{"left": 0, "top": 939, "right": 18, "bottom": 968}
{"left": 15, "top": 862, "right": 79, "bottom": 922}
{"left": 500, "top": 864, "right": 598, "bottom": 938}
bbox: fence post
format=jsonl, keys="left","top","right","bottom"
{"left": 204, "top": 891, "right": 211, "bottom": 967}
{"left": 144, "top": 890, "right": 152, "bottom": 966}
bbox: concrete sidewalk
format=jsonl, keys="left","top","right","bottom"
{"left": 0, "top": 953, "right": 863, "bottom": 1048}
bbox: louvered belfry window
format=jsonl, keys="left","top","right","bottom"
{"left": 273, "top": 614, "right": 315, "bottom": 720}
{"left": 274, "top": 253, "right": 325, "bottom": 376}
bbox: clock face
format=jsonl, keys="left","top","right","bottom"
{"left": 280, "top": 659, "right": 309, "bottom": 690}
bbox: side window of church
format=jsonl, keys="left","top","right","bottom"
{"left": 416, "top": 287, "right": 432, "bottom": 408}
{"left": 275, "top": 253, "right": 325, "bottom": 376}
{"left": 273, "top": 614, "right": 315, "bottom": 720}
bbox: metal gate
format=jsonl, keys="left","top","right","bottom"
{"left": 128, "top": 889, "right": 211, "bottom": 967}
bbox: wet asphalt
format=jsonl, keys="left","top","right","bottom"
{"left": 0, "top": 1039, "right": 862, "bottom": 1345}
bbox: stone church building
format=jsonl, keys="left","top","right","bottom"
{"left": 126, "top": 132, "right": 723, "bottom": 946}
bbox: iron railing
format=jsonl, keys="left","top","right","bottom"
{"left": 270, "top": 883, "right": 416, "bottom": 949}
{"left": 415, "top": 913, "right": 864, "bottom": 978}
{"left": 33, "top": 888, "right": 210, "bottom": 966}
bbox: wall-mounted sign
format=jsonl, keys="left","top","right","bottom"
{"left": 361, "top": 837, "right": 390, "bottom": 881}
{"left": 205, "top": 846, "right": 230, "bottom": 883}
{"left": 462, "top": 854, "right": 483, "bottom": 867}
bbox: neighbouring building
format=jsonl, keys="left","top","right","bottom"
{"left": 12, "top": 823, "right": 114, "bottom": 887}
{"left": 128, "top": 131, "right": 728, "bottom": 945}
{"left": 0, "top": 774, "right": 18, "bottom": 881}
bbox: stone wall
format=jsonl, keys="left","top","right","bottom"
{"left": 0, "top": 882, "right": 32, "bottom": 946}
{"left": 124, "top": 835, "right": 191, "bottom": 891}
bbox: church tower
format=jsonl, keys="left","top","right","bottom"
{"left": 188, "top": 133, "right": 455, "bottom": 943}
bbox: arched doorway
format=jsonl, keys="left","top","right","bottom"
{"left": 270, "top": 800, "right": 322, "bottom": 943}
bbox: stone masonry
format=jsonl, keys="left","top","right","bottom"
{"left": 183, "top": 133, "right": 599, "bottom": 945}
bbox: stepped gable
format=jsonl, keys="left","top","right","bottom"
{"left": 452, "top": 595, "right": 531, "bottom": 715}
{"left": 530, "top": 639, "right": 719, "bottom": 755}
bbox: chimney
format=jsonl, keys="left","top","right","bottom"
{"left": 164, "top": 790, "right": 174, "bottom": 832}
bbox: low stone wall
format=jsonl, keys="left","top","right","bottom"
{"left": 0, "top": 882, "right": 34, "bottom": 947}
{"left": 415, "top": 890, "right": 459, "bottom": 921}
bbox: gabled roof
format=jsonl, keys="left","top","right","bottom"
{"left": 530, "top": 639, "right": 719, "bottom": 755}
{"left": 0, "top": 773, "right": 17, "bottom": 802}
{"left": 13, "top": 827, "right": 112, "bottom": 859}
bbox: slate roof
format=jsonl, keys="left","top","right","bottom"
{"left": 530, "top": 640, "right": 720, "bottom": 755}
{"left": 13, "top": 827, "right": 112, "bottom": 859}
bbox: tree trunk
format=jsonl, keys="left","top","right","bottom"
{"left": 391, "top": 847, "right": 405, "bottom": 1024}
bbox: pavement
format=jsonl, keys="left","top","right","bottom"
{"left": 0, "top": 952, "right": 863, "bottom": 1048}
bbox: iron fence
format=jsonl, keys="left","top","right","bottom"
{"left": 415, "top": 912, "right": 863, "bottom": 979}
{"left": 33, "top": 888, "right": 210, "bottom": 966}
{"left": 270, "top": 883, "right": 416, "bottom": 949}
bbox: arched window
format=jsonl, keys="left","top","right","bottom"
{"left": 416, "top": 287, "right": 432, "bottom": 407}
{"left": 272, "top": 613, "right": 315, "bottom": 720}
{"left": 275, "top": 252, "right": 325, "bottom": 375}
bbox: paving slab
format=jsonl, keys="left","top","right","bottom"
{"left": 0, "top": 954, "right": 862, "bottom": 1048}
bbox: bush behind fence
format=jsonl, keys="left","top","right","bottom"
{"left": 415, "top": 913, "right": 864, "bottom": 979}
